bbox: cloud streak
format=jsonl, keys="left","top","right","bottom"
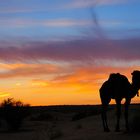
{"left": 0, "top": 92, "right": 10, "bottom": 97}
{"left": 0, "top": 63, "right": 63, "bottom": 78}
{"left": 64, "top": 0, "right": 128, "bottom": 9}
{"left": 0, "top": 0, "right": 129, "bottom": 14}
{"left": 0, "top": 18, "right": 92, "bottom": 28}
{"left": 0, "top": 38, "right": 140, "bottom": 63}
{"left": 0, "top": 18, "right": 128, "bottom": 31}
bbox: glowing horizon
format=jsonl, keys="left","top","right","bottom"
{"left": 0, "top": 62, "right": 139, "bottom": 106}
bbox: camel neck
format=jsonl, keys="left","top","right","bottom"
{"left": 131, "top": 83, "right": 139, "bottom": 97}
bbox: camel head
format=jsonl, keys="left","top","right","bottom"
{"left": 131, "top": 70, "right": 140, "bottom": 96}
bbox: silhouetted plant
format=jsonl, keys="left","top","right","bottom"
{"left": 30, "top": 112, "right": 55, "bottom": 121}
{"left": 72, "top": 112, "right": 87, "bottom": 121}
{"left": 0, "top": 98, "right": 30, "bottom": 131}
{"left": 72, "top": 110, "right": 100, "bottom": 121}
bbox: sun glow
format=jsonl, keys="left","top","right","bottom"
{"left": 0, "top": 61, "right": 139, "bottom": 105}
{"left": 0, "top": 92, "right": 10, "bottom": 98}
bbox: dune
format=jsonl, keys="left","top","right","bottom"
{"left": 0, "top": 105, "right": 140, "bottom": 140}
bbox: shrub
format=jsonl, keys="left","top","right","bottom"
{"left": 72, "top": 111, "right": 98, "bottom": 121}
{"left": 72, "top": 112, "right": 87, "bottom": 121}
{"left": 30, "top": 112, "right": 55, "bottom": 121}
{"left": 0, "top": 98, "right": 30, "bottom": 131}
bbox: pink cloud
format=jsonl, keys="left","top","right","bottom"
{"left": 63, "top": 0, "right": 128, "bottom": 9}
{"left": 0, "top": 38, "right": 140, "bottom": 63}
{"left": 0, "top": 18, "right": 93, "bottom": 28}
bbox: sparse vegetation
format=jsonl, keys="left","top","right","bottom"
{"left": 47, "top": 121, "right": 63, "bottom": 140}
{"left": 0, "top": 98, "right": 30, "bottom": 131}
{"left": 72, "top": 110, "right": 101, "bottom": 121}
{"left": 30, "top": 112, "right": 55, "bottom": 121}
{"left": 0, "top": 104, "right": 140, "bottom": 139}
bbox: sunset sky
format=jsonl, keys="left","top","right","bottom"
{"left": 0, "top": 0, "right": 140, "bottom": 106}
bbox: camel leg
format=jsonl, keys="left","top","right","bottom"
{"left": 115, "top": 100, "right": 121, "bottom": 132}
{"left": 124, "top": 98, "right": 131, "bottom": 131}
{"left": 101, "top": 105, "right": 110, "bottom": 132}
{"left": 100, "top": 88, "right": 111, "bottom": 132}
{"left": 101, "top": 104, "right": 110, "bottom": 132}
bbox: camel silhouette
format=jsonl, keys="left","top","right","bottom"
{"left": 100, "top": 70, "right": 140, "bottom": 132}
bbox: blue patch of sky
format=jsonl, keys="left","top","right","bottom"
{"left": 0, "top": 0, "right": 140, "bottom": 39}
{"left": 0, "top": 7, "right": 90, "bottom": 21}
{"left": 94, "top": 2, "right": 140, "bottom": 38}
{"left": 0, "top": 25, "right": 82, "bottom": 40}
{"left": 96, "top": 2, "right": 140, "bottom": 22}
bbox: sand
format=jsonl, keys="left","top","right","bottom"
{"left": 0, "top": 105, "right": 139, "bottom": 140}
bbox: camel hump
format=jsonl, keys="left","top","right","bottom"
{"left": 108, "top": 73, "right": 129, "bottom": 85}
{"left": 108, "top": 73, "right": 125, "bottom": 80}
{"left": 108, "top": 73, "right": 121, "bottom": 81}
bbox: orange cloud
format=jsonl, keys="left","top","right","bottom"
{"left": 0, "top": 63, "right": 62, "bottom": 78}
{"left": 29, "top": 65, "right": 139, "bottom": 95}
{"left": 31, "top": 79, "right": 49, "bottom": 87}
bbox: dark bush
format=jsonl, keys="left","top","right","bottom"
{"left": 72, "top": 112, "right": 87, "bottom": 121}
{"left": 72, "top": 109, "right": 102, "bottom": 121}
{"left": 0, "top": 98, "right": 30, "bottom": 131}
{"left": 30, "top": 112, "right": 55, "bottom": 121}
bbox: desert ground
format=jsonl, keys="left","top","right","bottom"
{"left": 0, "top": 104, "right": 140, "bottom": 140}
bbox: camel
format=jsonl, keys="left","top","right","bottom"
{"left": 99, "top": 70, "right": 140, "bottom": 132}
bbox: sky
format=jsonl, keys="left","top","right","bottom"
{"left": 0, "top": 0, "right": 140, "bottom": 106}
